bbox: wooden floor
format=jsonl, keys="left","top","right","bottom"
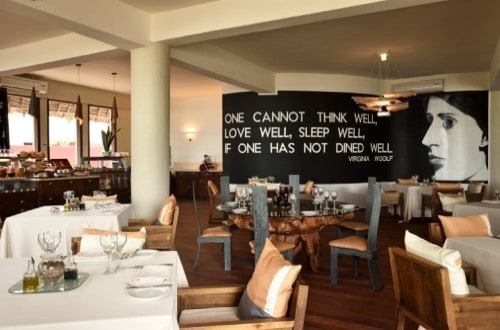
{"left": 174, "top": 197, "right": 428, "bottom": 329}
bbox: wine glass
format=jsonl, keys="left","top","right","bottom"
{"left": 330, "top": 191, "right": 338, "bottom": 211}
{"left": 494, "top": 188, "right": 500, "bottom": 200}
{"left": 323, "top": 190, "right": 330, "bottom": 211}
{"left": 240, "top": 188, "right": 248, "bottom": 208}
{"left": 38, "top": 231, "right": 62, "bottom": 254}
{"left": 288, "top": 193, "right": 297, "bottom": 215}
{"left": 312, "top": 186, "right": 320, "bottom": 211}
{"left": 114, "top": 233, "right": 127, "bottom": 270}
{"left": 100, "top": 233, "right": 117, "bottom": 275}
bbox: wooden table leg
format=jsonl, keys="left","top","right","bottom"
{"left": 300, "top": 232, "right": 321, "bottom": 272}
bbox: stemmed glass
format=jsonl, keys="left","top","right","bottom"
{"left": 246, "top": 188, "right": 253, "bottom": 211}
{"left": 114, "top": 233, "right": 127, "bottom": 270}
{"left": 63, "top": 190, "right": 74, "bottom": 206}
{"left": 323, "top": 190, "right": 330, "bottom": 212}
{"left": 494, "top": 189, "right": 500, "bottom": 200}
{"left": 288, "top": 193, "right": 297, "bottom": 215}
{"left": 312, "top": 186, "right": 320, "bottom": 211}
{"left": 100, "top": 233, "right": 117, "bottom": 275}
{"left": 38, "top": 231, "right": 62, "bottom": 254}
{"left": 240, "top": 188, "right": 248, "bottom": 208}
{"left": 235, "top": 188, "right": 243, "bottom": 208}
{"left": 330, "top": 191, "right": 338, "bottom": 211}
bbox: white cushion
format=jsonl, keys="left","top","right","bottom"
{"left": 404, "top": 230, "right": 469, "bottom": 295}
{"left": 179, "top": 307, "right": 240, "bottom": 325}
{"left": 79, "top": 227, "right": 146, "bottom": 254}
{"left": 438, "top": 191, "right": 466, "bottom": 213}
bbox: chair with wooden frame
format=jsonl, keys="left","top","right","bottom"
{"left": 388, "top": 246, "right": 500, "bottom": 330}
{"left": 381, "top": 190, "right": 404, "bottom": 220}
{"left": 122, "top": 205, "right": 179, "bottom": 250}
{"left": 465, "top": 180, "right": 486, "bottom": 202}
{"left": 177, "top": 277, "right": 309, "bottom": 329}
{"left": 329, "top": 180, "right": 383, "bottom": 290}
{"left": 193, "top": 178, "right": 232, "bottom": 271}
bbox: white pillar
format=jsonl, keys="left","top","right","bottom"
{"left": 130, "top": 42, "right": 170, "bottom": 218}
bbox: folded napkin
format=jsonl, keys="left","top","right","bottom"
{"left": 131, "top": 265, "right": 172, "bottom": 287}
{"left": 74, "top": 252, "right": 108, "bottom": 261}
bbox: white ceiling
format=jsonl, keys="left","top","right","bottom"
{"left": 1, "top": 0, "right": 500, "bottom": 97}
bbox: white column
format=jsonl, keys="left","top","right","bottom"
{"left": 130, "top": 42, "right": 170, "bottom": 218}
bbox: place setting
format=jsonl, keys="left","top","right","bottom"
{"left": 125, "top": 264, "right": 174, "bottom": 300}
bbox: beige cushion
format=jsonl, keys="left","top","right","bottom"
{"left": 180, "top": 307, "right": 240, "bottom": 325}
{"left": 467, "top": 181, "right": 484, "bottom": 194}
{"left": 81, "top": 194, "right": 117, "bottom": 203}
{"left": 338, "top": 221, "right": 369, "bottom": 231}
{"left": 80, "top": 227, "right": 146, "bottom": 254}
{"left": 438, "top": 214, "right": 493, "bottom": 238}
{"left": 157, "top": 194, "right": 177, "bottom": 225}
{"left": 435, "top": 182, "right": 461, "bottom": 189}
{"left": 238, "top": 238, "right": 301, "bottom": 319}
{"left": 201, "top": 225, "right": 232, "bottom": 237}
{"left": 303, "top": 180, "right": 315, "bottom": 194}
{"left": 397, "top": 178, "right": 417, "bottom": 184}
{"left": 329, "top": 235, "right": 367, "bottom": 251}
{"left": 438, "top": 191, "right": 466, "bottom": 213}
{"left": 404, "top": 230, "right": 469, "bottom": 295}
{"left": 207, "top": 180, "right": 219, "bottom": 195}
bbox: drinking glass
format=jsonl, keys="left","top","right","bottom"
{"left": 114, "top": 233, "right": 127, "bottom": 270}
{"left": 494, "top": 189, "right": 500, "bottom": 200}
{"left": 240, "top": 188, "right": 248, "bottom": 208}
{"left": 331, "top": 191, "right": 338, "bottom": 211}
{"left": 312, "top": 186, "right": 319, "bottom": 211}
{"left": 100, "top": 234, "right": 117, "bottom": 275}
{"left": 38, "top": 231, "right": 62, "bottom": 254}
{"left": 288, "top": 193, "right": 297, "bottom": 215}
{"left": 323, "top": 190, "right": 330, "bottom": 211}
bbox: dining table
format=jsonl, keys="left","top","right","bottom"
{"left": 0, "top": 250, "right": 188, "bottom": 329}
{"left": 393, "top": 183, "right": 434, "bottom": 221}
{"left": 0, "top": 204, "right": 135, "bottom": 258}
{"left": 452, "top": 201, "right": 500, "bottom": 235}
{"left": 226, "top": 202, "right": 356, "bottom": 272}
{"left": 444, "top": 236, "right": 500, "bottom": 294}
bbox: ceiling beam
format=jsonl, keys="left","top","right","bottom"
{"left": 6, "top": 0, "right": 150, "bottom": 50}
{"left": 171, "top": 43, "right": 275, "bottom": 93}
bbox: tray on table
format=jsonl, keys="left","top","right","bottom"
{"left": 8, "top": 272, "right": 89, "bottom": 294}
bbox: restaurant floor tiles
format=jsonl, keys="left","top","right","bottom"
{"left": 173, "top": 198, "right": 428, "bottom": 329}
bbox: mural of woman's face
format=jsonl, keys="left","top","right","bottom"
{"left": 422, "top": 97, "right": 487, "bottom": 181}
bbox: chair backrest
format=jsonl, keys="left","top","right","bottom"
{"left": 466, "top": 181, "right": 485, "bottom": 202}
{"left": 251, "top": 185, "right": 269, "bottom": 263}
{"left": 367, "top": 182, "right": 381, "bottom": 251}
{"left": 364, "top": 176, "right": 377, "bottom": 224}
{"left": 193, "top": 178, "right": 203, "bottom": 237}
{"left": 220, "top": 176, "right": 231, "bottom": 203}
{"left": 388, "top": 246, "right": 456, "bottom": 329}
{"left": 168, "top": 205, "right": 180, "bottom": 249}
{"left": 431, "top": 185, "right": 464, "bottom": 219}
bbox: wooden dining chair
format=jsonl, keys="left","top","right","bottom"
{"left": 465, "top": 181, "right": 486, "bottom": 202}
{"left": 336, "top": 177, "right": 376, "bottom": 238}
{"left": 329, "top": 181, "right": 383, "bottom": 290}
{"left": 389, "top": 246, "right": 500, "bottom": 330}
{"left": 193, "top": 179, "right": 232, "bottom": 271}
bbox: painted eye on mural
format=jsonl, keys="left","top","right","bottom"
{"left": 439, "top": 114, "right": 458, "bottom": 130}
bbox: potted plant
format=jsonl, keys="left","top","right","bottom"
{"left": 101, "top": 126, "right": 120, "bottom": 156}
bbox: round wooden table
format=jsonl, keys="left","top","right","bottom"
{"left": 228, "top": 208, "right": 355, "bottom": 272}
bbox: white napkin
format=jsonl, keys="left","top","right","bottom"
{"left": 131, "top": 265, "right": 171, "bottom": 287}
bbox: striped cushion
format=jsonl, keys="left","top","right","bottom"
{"left": 238, "top": 238, "right": 301, "bottom": 319}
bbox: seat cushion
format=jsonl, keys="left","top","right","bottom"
{"left": 238, "top": 238, "right": 301, "bottom": 319}
{"left": 404, "top": 230, "right": 469, "bottom": 295}
{"left": 201, "top": 225, "right": 232, "bottom": 237}
{"left": 438, "top": 214, "right": 492, "bottom": 238}
{"left": 180, "top": 307, "right": 240, "bottom": 325}
{"left": 80, "top": 227, "right": 146, "bottom": 254}
{"left": 438, "top": 191, "right": 466, "bottom": 213}
{"left": 157, "top": 194, "right": 177, "bottom": 225}
{"left": 208, "top": 180, "right": 219, "bottom": 195}
{"left": 397, "top": 178, "right": 417, "bottom": 184}
{"left": 329, "top": 235, "right": 367, "bottom": 251}
{"left": 303, "top": 180, "right": 315, "bottom": 194}
{"left": 338, "top": 221, "right": 369, "bottom": 231}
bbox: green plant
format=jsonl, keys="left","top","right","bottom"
{"left": 101, "top": 126, "right": 120, "bottom": 152}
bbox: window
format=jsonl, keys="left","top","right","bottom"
{"left": 48, "top": 99, "right": 78, "bottom": 166}
{"left": 89, "top": 105, "right": 113, "bottom": 167}
{"left": 7, "top": 94, "right": 35, "bottom": 153}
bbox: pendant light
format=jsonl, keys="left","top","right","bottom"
{"left": 74, "top": 64, "right": 83, "bottom": 125}
{"left": 28, "top": 74, "right": 39, "bottom": 118}
{"left": 111, "top": 72, "right": 118, "bottom": 132}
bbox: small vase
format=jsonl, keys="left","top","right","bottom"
{"left": 102, "top": 151, "right": 111, "bottom": 156}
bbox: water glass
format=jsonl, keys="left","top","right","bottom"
{"left": 100, "top": 234, "right": 117, "bottom": 275}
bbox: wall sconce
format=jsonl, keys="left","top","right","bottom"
{"left": 185, "top": 130, "right": 196, "bottom": 142}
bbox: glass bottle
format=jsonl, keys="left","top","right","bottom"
{"left": 64, "top": 250, "right": 78, "bottom": 280}
{"left": 23, "top": 257, "right": 39, "bottom": 292}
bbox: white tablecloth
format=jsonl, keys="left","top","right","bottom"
{"left": 444, "top": 237, "right": 500, "bottom": 294}
{"left": 0, "top": 204, "right": 135, "bottom": 258}
{"left": 453, "top": 201, "right": 500, "bottom": 235}
{"left": 393, "top": 184, "right": 434, "bottom": 221}
{"left": 0, "top": 251, "right": 188, "bottom": 330}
